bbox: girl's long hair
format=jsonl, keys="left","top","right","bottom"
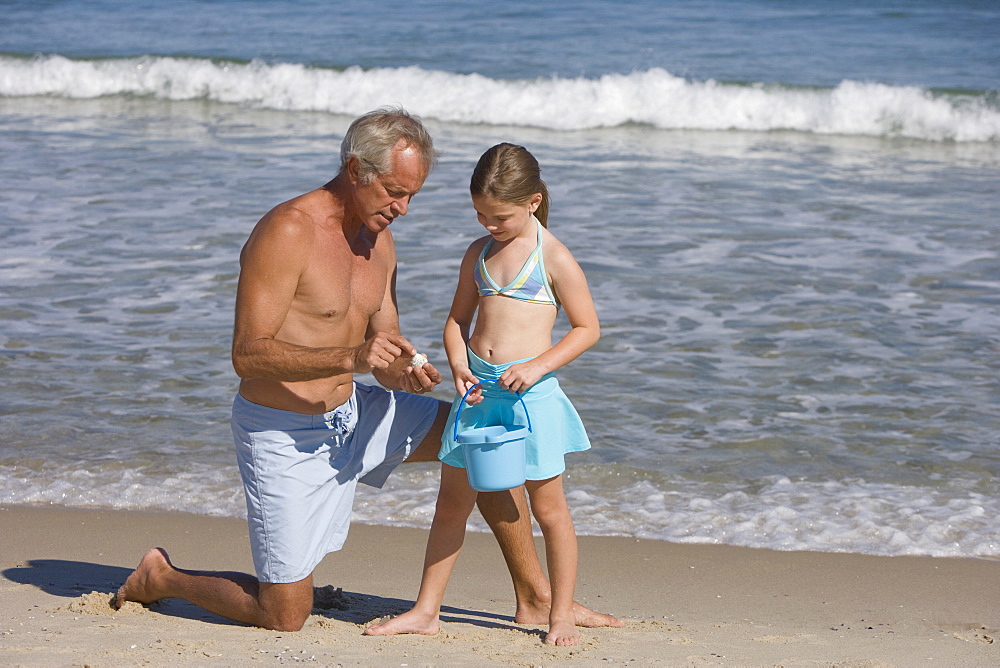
{"left": 470, "top": 143, "right": 550, "bottom": 227}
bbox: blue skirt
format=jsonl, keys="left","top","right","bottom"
{"left": 439, "top": 348, "right": 591, "bottom": 480}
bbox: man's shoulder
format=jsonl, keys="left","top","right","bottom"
{"left": 254, "top": 204, "right": 314, "bottom": 246}
{"left": 258, "top": 189, "right": 333, "bottom": 237}
{"left": 241, "top": 197, "right": 325, "bottom": 267}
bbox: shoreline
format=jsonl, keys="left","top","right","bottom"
{"left": 1, "top": 504, "right": 997, "bottom": 666}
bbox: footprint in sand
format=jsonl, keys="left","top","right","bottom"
{"left": 953, "top": 631, "right": 994, "bottom": 644}
{"left": 939, "top": 624, "right": 995, "bottom": 645}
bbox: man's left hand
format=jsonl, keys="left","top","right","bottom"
{"left": 404, "top": 361, "right": 442, "bottom": 394}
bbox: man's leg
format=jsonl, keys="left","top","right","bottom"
{"left": 475, "top": 485, "right": 555, "bottom": 623}
{"left": 115, "top": 548, "right": 314, "bottom": 631}
{"left": 407, "top": 400, "right": 622, "bottom": 627}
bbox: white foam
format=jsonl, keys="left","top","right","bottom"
{"left": 2, "top": 462, "right": 997, "bottom": 559}
{"left": 349, "top": 470, "right": 1000, "bottom": 559}
{"left": 0, "top": 466, "right": 247, "bottom": 518}
{"left": 1, "top": 55, "right": 997, "bottom": 142}
{"left": 563, "top": 476, "right": 1000, "bottom": 558}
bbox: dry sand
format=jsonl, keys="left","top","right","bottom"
{"left": 1, "top": 504, "right": 996, "bottom": 666}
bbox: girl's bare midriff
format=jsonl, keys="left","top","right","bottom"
{"left": 469, "top": 295, "right": 556, "bottom": 363}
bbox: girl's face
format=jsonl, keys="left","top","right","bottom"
{"left": 472, "top": 193, "right": 543, "bottom": 242}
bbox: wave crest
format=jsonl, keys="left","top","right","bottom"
{"left": 2, "top": 54, "right": 997, "bottom": 142}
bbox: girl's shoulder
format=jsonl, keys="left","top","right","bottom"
{"left": 540, "top": 226, "right": 577, "bottom": 266}
{"left": 460, "top": 235, "right": 491, "bottom": 263}
{"left": 465, "top": 234, "right": 491, "bottom": 254}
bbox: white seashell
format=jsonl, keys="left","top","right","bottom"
{"left": 409, "top": 353, "right": 428, "bottom": 368}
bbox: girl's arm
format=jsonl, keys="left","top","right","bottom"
{"left": 499, "top": 238, "right": 600, "bottom": 394}
{"left": 444, "top": 242, "right": 485, "bottom": 402}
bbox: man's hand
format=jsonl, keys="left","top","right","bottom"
{"left": 353, "top": 332, "right": 413, "bottom": 373}
{"left": 360, "top": 332, "right": 442, "bottom": 394}
{"left": 403, "top": 360, "right": 443, "bottom": 394}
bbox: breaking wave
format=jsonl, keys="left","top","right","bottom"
{"left": 2, "top": 54, "right": 998, "bottom": 142}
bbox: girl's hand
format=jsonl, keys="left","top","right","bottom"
{"left": 454, "top": 370, "right": 484, "bottom": 405}
{"left": 498, "top": 361, "right": 545, "bottom": 394}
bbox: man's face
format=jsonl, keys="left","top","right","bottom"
{"left": 352, "top": 141, "right": 427, "bottom": 233}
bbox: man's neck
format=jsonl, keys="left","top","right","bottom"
{"left": 321, "top": 174, "right": 363, "bottom": 236}
{"left": 321, "top": 174, "right": 381, "bottom": 256}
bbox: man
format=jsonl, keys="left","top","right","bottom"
{"left": 115, "top": 108, "right": 620, "bottom": 632}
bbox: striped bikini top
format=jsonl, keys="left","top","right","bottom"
{"left": 474, "top": 217, "right": 558, "bottom": 307}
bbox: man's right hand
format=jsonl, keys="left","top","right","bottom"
{"left": 353, "top": 332, "right": 414, "bottom": 373}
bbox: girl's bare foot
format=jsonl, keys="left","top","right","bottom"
{"left": 364, "top": 609, "right": 439, "bottom": 636}
{"left": 544, "top": 618, "right": 580, "bottom": 646}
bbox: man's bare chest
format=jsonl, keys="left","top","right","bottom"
{"left": 295, "top": 251, "right": 388, "bottom": 323}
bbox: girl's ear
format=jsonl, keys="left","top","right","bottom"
{"left": 528, "top": 192, "right": 543, "bottom": 212}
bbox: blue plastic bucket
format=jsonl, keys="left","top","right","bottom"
{"left": 454, "top": 380, "right": 532, "bottom": 492}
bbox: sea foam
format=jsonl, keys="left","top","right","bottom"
{"left": 5, "top": 465, "right": 995, "bottom": 558}
{"left": 1, "top": 55, "right": 997, "bottom": 142}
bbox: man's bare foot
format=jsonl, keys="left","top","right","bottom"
{"left": 570, "top": 602, "right": 624, "bottom": 628}
{"left": 544, "top": 618, "right": 580, "bottom": 646}
{"left": 515, "top": 600, "right": 624, "bottom": 628}
{"left": 114, "top": 547, "right": 174, "bottom": 609}
{"left": 364, "top": 609, "right": 439, "bottom": 637}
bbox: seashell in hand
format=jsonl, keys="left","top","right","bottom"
{"left": 409, "top": 353, "right": 428, "bottom": 368}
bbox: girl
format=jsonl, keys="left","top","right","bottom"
{"left": 366, "top": 143, "right": 600, "bottom": 646}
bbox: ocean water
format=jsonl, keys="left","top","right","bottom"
{"left": 1, "top": 0, "right": 998, "bottom": 559}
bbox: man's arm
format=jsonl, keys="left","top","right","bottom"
{"left": 367, "top": 254, "right": 442, "bottom": 393}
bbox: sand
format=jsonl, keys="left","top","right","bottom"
{"left": 0, "top": 504, "right": 996, "bottom": 666}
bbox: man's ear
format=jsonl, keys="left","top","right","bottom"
{"left": 346, "top": 156, "right": 361, "bottom": 185}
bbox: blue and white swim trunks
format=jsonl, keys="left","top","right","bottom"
{"left": 231, "top": 383, "right": 438, "bottom": 584}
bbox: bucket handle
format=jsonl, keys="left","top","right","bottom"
{"left": 453, "top": 379, "right": 533, "bottom": 441}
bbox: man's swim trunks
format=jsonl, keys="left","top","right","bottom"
{"left": 438, "top": 348, "right": 590, "bottom": 481}
{"left": 232, "top": 383, "right": 438, "bottom": 583}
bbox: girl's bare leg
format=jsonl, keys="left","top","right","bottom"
{"left": 526, "top": 476, "right": 580, "bottom": 646}
{"left": 408, "top": 404, "right": 621, "bottom": 629}
{"left": 365, "top": 464, "right": 479, "bottom": 636}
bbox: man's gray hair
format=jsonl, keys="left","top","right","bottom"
{"left": 339, "top": 107, "right": 438, "bottom": 184}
